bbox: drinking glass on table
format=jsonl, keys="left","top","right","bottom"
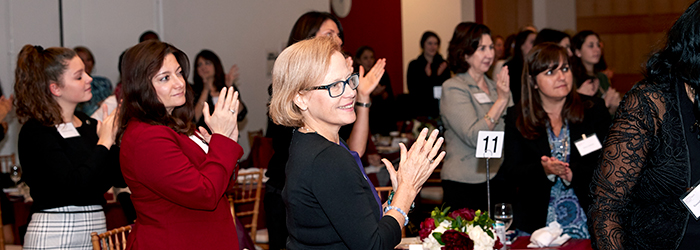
{"left": 494, "top": 203, "right": 513, "bottom": 230}
{"left": 10, "top": 165, "right": 21, "bottom": 186}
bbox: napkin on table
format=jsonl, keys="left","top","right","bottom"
{"left": 527, "top": 222, "right": 571, "bottom": 248}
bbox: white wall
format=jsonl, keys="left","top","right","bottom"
{"left": 0, "top": 0, "right": 329, "bottom": 163}
{"left": 0, "top": 0, "right": 62, "bottom": 163}
{"left": 533, "top": 0, "right": 576, "bottom": 32}
{"left": 400, "top": 0, "right": 470, "bottom": 93}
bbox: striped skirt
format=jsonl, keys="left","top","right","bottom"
{"left": 24, "top": 205, "right": 106, "bottom": 250}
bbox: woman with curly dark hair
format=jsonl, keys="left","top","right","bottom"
{"left": 589, "top": 1, "right": 700, "bottom": 248}
{"left": 15, "top": 44, "right": 120, "bottom": 249}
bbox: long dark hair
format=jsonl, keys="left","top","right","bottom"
{"left": 646, "top": 0, "right": 700, "bottom": 134}
{"left": 192, "top": 49, "right": 226, "bottom": 96}
{"left": 448, "top": 22, "right": 491, "bottom": 74}
{"left": 510, "top": 30, "right": 535, "bottom": 65}
{"left": 571, "top": 30, "right": 604, "bottom": 86}
{"left": 517, "top": 43, "right": 585, "bottom": 140}
{"left": 117, "top": 40, "right": 194, "bottom": 141}
{"left": 420, "top": 31, "right": 440, "bottom": 50}
{"left": 534, "top": 28, "right": 570, "bottom": 46}
{"left": 286, "top": 11, "right": 343, "bottom": 47}
{"left": 14, "top": 45, "right": 76, "bottom": 126}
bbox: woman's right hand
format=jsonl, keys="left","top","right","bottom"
{"left": 541, "top": 156, "right": 569, "bottom": 176}
{"left": 97, "top": 104, "right": 118, "bottom": 149}
{"left": 383, "top": 128, "right": 445, "bottom": 193}
{"left": 203, "top": 87, "right": 239, "bottom": 141}
{"left": 577, "top": 79, "right": 599, "bottom": 96}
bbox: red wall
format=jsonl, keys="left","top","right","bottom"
{"left": 334, "top": 0, "right": 404, "bottom": 96}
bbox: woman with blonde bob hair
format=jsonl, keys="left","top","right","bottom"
{"left": 270, "top": 36, "right": 445, "bottom": 249}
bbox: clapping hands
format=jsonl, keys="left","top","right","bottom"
{"left": 202, "top": 87, "right": 240, "bottom": 142}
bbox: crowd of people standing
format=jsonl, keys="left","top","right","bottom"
{"left": 4, "top": 1, "right": 700, "bottom": 249}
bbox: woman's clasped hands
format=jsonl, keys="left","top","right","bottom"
{"left": 201, "top": 87, "right": 240, "bottom": 142}
{"left": 541, "top": 156, "right": 572, "bottom": 182}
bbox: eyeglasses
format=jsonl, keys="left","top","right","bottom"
{"left": 306, "top": 73, "right": 359, "bottom": 98}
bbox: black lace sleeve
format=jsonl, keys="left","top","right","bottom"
{"left": 589, "top": 85, "right": 663, "bottom": 250}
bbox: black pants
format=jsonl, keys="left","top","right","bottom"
{"left": 441, "top": 177, "right": 511, "bottom": 213}
{"left": 264, "top": 184, "right": 288, "bottom": 250}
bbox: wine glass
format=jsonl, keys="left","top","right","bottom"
{"left": 10, "top": 165, "right": 21, "bottom": 186}
{"left": 494, "top": 203, "right": 513, "bottom": 230}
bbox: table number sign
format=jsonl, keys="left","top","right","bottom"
{"left": 476, "top": 131, "right": 504, "bottom": 158}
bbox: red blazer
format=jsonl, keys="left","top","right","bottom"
{"left": 120, "top": 119, "right": 243, "bottom": 249}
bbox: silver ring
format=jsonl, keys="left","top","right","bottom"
{"left": 229, "top": 109, "right": 236, "bottom": 114}
{"left": 429, "top": 158, "right": 435, "bottom": 164}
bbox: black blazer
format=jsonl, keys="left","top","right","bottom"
{"left": 499, "top": 95, "right": 611, "bottom": 234}
{"left": 283, "top": 131, "right": 401, "bottom": 250}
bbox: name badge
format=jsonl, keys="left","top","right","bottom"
{"left": 473, "top": 93, "right": 493, "bottom": 104}
{"left": 56, "top": 123, "right": 80, "bottom": 139}
{"left": 681, "top": 180, "right": 700, "bottom": 220}
{"left": 433, "top": 86, "right": 442, "bottom": 99}
{"left": 573, "top": 134, "right": 602, "bottom": 157}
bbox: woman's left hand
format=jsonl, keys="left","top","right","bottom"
{"left": 383, "top": 128, "right": 445, "bottom": 192}
{"left": 559, "top": 167, "right": 573, "bottom": 182}
{"left": 225, "top": 64, "right": 240, "bottom": 87}
{"left": 357, "top": 58, "right": 386, "bottom": 101}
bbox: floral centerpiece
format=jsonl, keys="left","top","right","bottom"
{"left": 419, "top": 206, "right": 503, "bottom": 250}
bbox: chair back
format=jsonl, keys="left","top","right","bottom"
{"left": 0, "top": 153, "right": 15, "bottom": 173}
{"left": 374, "top": 186, "right": 406, "bottom": 237}
{"left": 374, "top": 186, "right": 393, "bottom": 203}
{"left": 228, "top": 168, "right": 264, "bottom": 240}
{"left": 90, "top": 225, "right": 132, "bottom": 250}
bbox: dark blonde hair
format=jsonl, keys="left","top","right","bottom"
{"left": 117, "top": 40, "right": 194, "bottom": 140}
{"left": 270, "top": 36, "right": 341, "bottom": 127}
{"left": 14, "top": 45, "right": 76, "bottom": 126}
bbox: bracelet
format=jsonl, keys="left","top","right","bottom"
{"left": 355, "top": 102, "right": 372, "bottom": 108}
{"left": 384, "top": 205, "right": 409, "bottom": 226}
{"left": 484, "top": 114, "right": 497, "bottom": 125}
{"left": 387, "top": 191, "right": 415, "bottom": 211}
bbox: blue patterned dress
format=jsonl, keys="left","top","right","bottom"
{"left": 545, "top": 121, "right": 589, "bottom": 239}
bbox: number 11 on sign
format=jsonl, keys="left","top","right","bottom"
{"left": 475, "top": 131, "right": 504, "bottom": 158}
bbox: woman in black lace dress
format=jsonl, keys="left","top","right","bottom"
{"left": 589, "top": 1, "right": 700, "bottom": 249}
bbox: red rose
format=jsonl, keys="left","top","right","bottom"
{"left": 494, "top": 236, "right": 504, "bottom": 249}
{"left": 441, "top": 229, "right": 474, "bottom": 250}
{"left": 419, "top": 218, "right": 436, "bottom": 240}
{"left": 448, "top": 208, "right": 476, "bottom": 221}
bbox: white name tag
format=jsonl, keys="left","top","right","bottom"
{"left": 573, "top": 134, "right": 602, "bottom": 157}
{"left": 475, "top": 131, "right": 504, "bottom": 158}
{"left": 433, "top": 86, "right": 442, "bottom": 99}
{"left": 681, "top": 181, "right": 700, "bottom": 220}
{"left": 56, "top": 123, "right": 80, "bottom": 139}
{"left": 473, "top": 93, "right": 492, "bottom": 104}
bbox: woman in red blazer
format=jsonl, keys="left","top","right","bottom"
{"left": 118, "top": 40, "right": 243, "bottom": 249}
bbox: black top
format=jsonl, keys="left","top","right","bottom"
{"left": 589, "top": 80, "right": 694, "bottom": 249}
{"left": 504, "top": 58, "right": 524, "bottom": 105}
{"left": 368, "top": 72, "right": 396, "bottom": 135}
{"left": 284, "top": 131, "right": 401, "bottom": 249}
{"left": 18, "top": 112, "right": 122, "bottom": 213}
{"left": 499, "top": 95, "right": 611, "bottom": 234}
{"left": 673, "top": 82, "right": 700, "bottom": 249}
{"left": 406, "top": 54, "right": 451, "bottom": 118}
{"left": 193, "top": 83, "right": 248, "bottom": 132}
